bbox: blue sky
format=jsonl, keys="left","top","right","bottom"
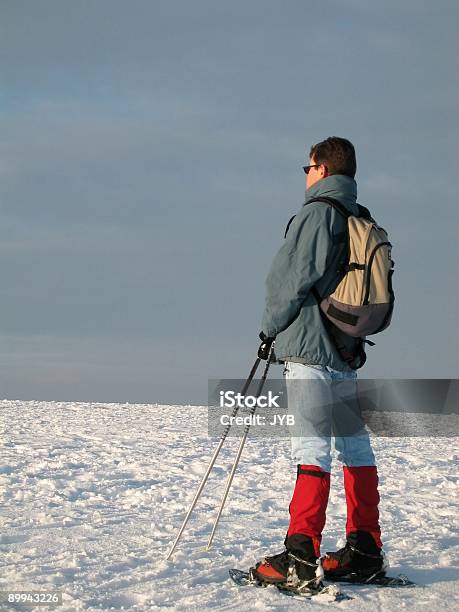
{"left": 1, "top": 0, "right": 457, "bottom": 403}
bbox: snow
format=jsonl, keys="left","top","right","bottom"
{"left": 1, "top": 399, "right": 458, "bottom": 610}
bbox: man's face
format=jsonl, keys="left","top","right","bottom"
{"left": 306, "top": 157, "right": 328, "bottom": 189}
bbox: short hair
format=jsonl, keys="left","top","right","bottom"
{"left": 309, "top": 137, "right": 356, "bottom": 178}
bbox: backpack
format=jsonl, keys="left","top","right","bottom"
{"left": 305, "top": 196, "right": 395, "bottom": 338}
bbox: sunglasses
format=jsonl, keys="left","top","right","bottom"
{"left": 302, "top": 164, "right": 321, "bottom": 175}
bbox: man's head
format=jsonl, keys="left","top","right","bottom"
{"left": 304, "top": 136, "right": 356, "bottom": 189}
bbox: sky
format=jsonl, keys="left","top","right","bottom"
{"left": 0, "top": 0, "right": 457, "bottom": 404}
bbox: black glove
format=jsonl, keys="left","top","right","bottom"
{"left": 258, "top": 331, "right": 275, "bottom": 360}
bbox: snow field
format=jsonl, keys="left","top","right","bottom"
{"left": 0, "top": 400, "right": 458, "bottom": 610}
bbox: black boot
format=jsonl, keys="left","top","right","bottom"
{"left": 322, "top": 531, "right": 385, "bottom": 578}
{"left": 252, "top": 534, "right": 323, "bottom": 590}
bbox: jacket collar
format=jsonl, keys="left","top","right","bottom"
{"left": 305, "top": 174, "right": 358, "bottom": 213}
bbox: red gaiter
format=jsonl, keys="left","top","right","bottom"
{"left": 343, "top": 466, "right": 382, "bottom": 548}
{"left": 287, "top": 464, "right": 330, "bottom": 556}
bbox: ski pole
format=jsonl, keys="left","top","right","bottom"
{"left": 166, "top": 356, "right": 261, "bottom": 560}
{"left": 206, "top": 342, "right": 275, "bottom": 549}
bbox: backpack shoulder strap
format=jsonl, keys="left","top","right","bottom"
{"left": 284, "top": 214, "right": 297, "bottom": 238}
{"left": 304, "top": 196, "right": 351, "bottom": 218}
{"left": 356, "top": 203, "right": 373, "bottom": 221}
{"left": 305, "top": 196, "right": 374, "bottom": 221}
{"left": 284, "top": 197, "right": 349, "bottom": 238}
{"left": 285, "top": 197, "right": 373, "bottom": 239}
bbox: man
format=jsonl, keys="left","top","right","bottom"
{"left": 253, "top": 137, "right": 384, "bottom": 589}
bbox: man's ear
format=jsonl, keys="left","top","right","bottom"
{"left": 319, "top": 164, "right": 329, "bottom": 179}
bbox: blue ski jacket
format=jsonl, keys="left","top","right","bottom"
{"left": 261, "top": 174, "right": 361, "bottom": 371}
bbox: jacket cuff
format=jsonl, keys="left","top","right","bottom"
{"left": 261, "top": 326, "right": 277, "bottom": 339}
